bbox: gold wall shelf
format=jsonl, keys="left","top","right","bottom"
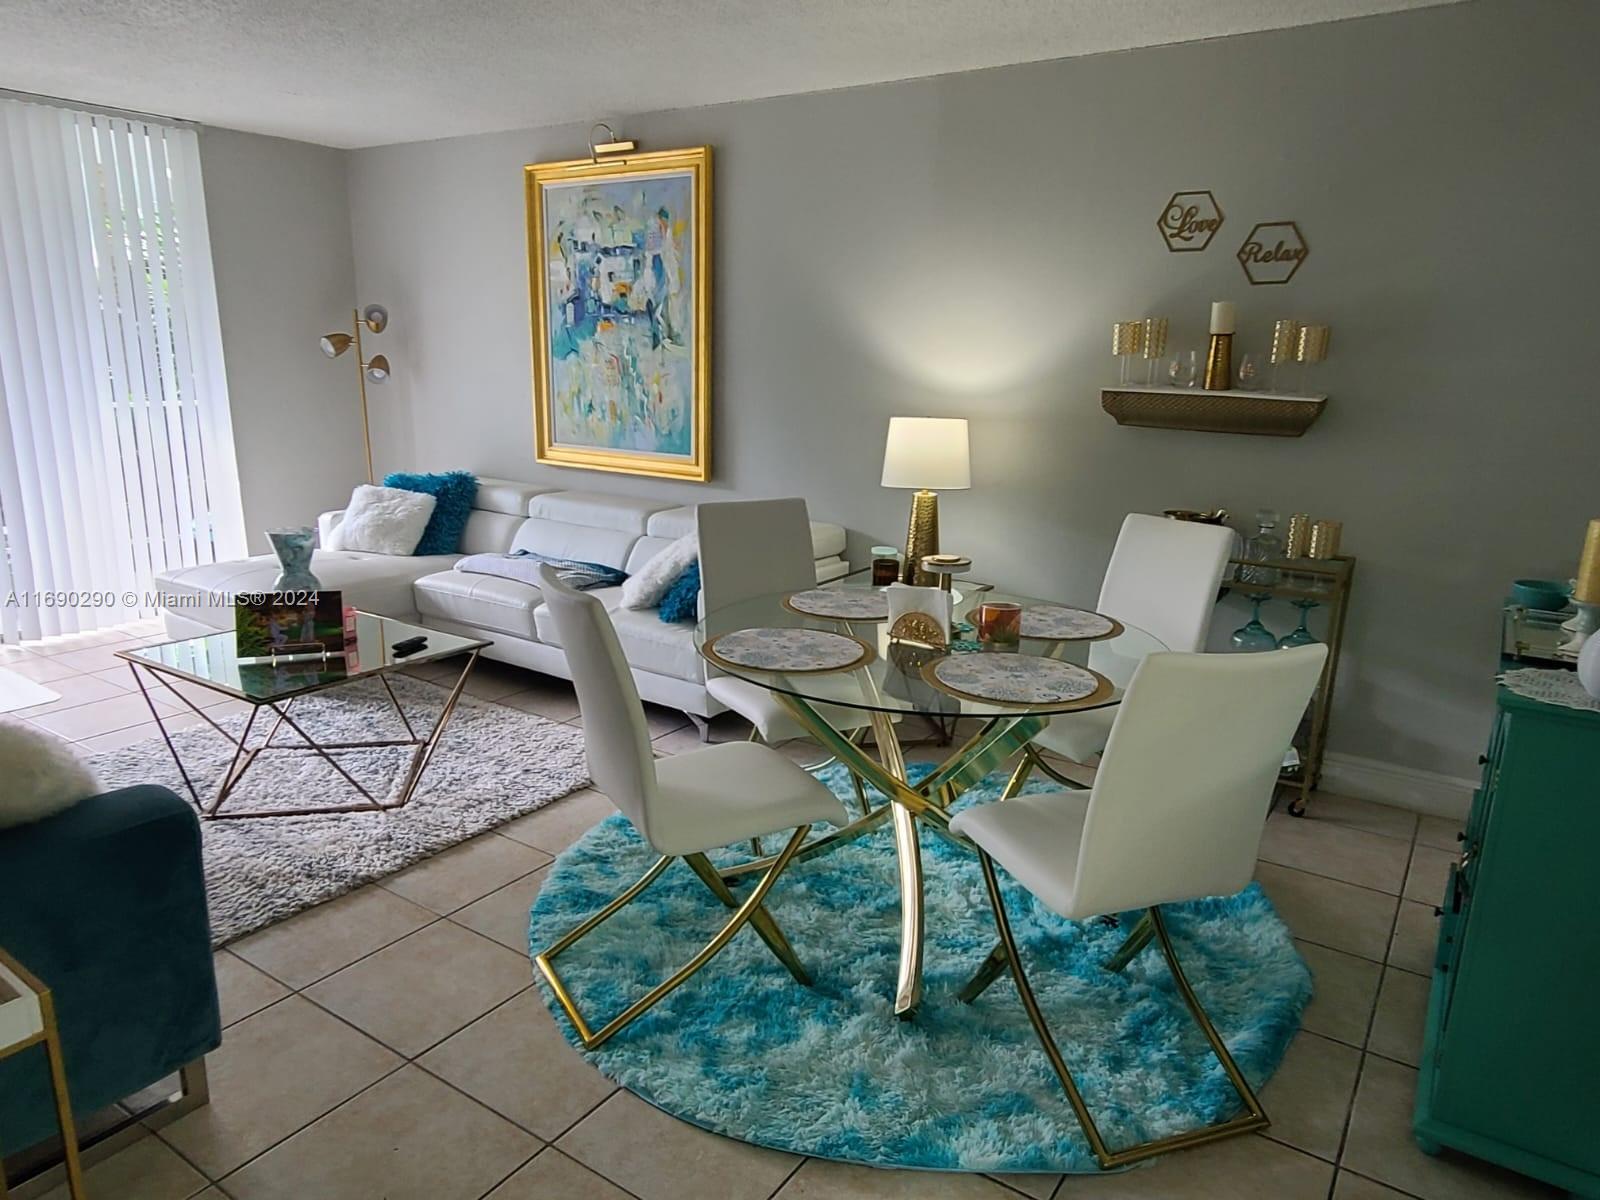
{"left": 1101, "top": 386, "right": 1327, "bottom": 437}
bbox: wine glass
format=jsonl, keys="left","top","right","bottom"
{"left": 1278, "top": 599, "right": 1320, "bottom": 648}
{"left": 1230, "top": 595, "right": 1278, "bottom": 652}
{"left": 1237, "top": 352, "right": 1260, "bottom": 389}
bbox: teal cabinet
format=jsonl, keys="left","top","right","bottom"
{"left": 1414, "top": 685, "right": 1600, "bottom": 1196}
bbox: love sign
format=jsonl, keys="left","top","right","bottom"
{"left": 1157, "top": 191, "right": 1224, "bottom": 253}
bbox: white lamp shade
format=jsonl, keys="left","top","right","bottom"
{"left": 880, "top": 417, "right": 971, "bottom": 490}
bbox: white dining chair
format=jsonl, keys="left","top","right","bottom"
{"left": 698, "top": 498, "right": 890, "bottom": 816}
{"left": 532, "top": 564, "right": 849, "bottom": 1050}
{"left": 1030, "top": 513, "right": 1235, "bottom": 778}
{"left": 949, "top": 643, "right": 1327, "bottom": 1168}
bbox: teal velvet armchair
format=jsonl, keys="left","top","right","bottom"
{"left": 0, "top": 785, "right": 219, "bottom": 1171}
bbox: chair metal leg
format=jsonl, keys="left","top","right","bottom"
{"left": 1026, "top": 743, "right": 1092, "bottom": 790}
{"left": 684, "top": 853, "right": 810, "bottom": 985}
{"left": 971, "top": 852, "right": 1268, "bottom": 1168}
{"left": 536, "top": 825, "right": 813, "bottom": 1050}
{"left": 1104, "top": 911, "right": 1156, "bottom": 974}
{"left": 1000, "top": 750, "right": 1035, "bottom": 800}
{"left": 957, "top": 940, "right": 1009, "bottom": 1003}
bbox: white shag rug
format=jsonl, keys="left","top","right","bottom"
{"left": 90, "top": 673, "right": 590, "bottom": 944}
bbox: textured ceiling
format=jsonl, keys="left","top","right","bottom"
{"left": 0, "top": 0, "right": 1459, "bottom": 148}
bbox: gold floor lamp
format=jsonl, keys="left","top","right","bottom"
{"left": 319, "top": 304, "right": 392, "bottom": 484}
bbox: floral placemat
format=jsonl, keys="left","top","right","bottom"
{"left": 961, "top": 604, "right": 1122, "bottom": 642}
{"left": 923, "top": 654, "right": 1111, "bottom": 708}
{"left": 784, "top": 589, "right": 889, "bottom": 621}
{"left": 1018, "top": 605, "right": 1122, "bottom": 641}
{"left": 1498, "top": 667, "right": 1600, "bottom": 713}
{"left": 703, "top": 627, "right": 875, "bottom": 675}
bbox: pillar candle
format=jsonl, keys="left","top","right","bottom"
{"left": 1210, "top": 301, "right": 1236, "bottom": 334}
{"left": 1576, "top": 518, "right": 1600, "bottom": 604}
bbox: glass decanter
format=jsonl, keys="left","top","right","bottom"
{"left": 1239, "top": 509, "right": 1283, "bottom": 587}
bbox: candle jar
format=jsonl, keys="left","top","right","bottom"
{"left": 977, "top": 601, "right": 1022, "bottom": 648}
{"left": 870, "top": 546, "right": 901, "bottom": 587}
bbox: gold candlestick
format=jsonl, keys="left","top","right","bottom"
{"left": 1575, "top": 518, "right": 1600, "bottom": 604}
{"left": 1204, "top": 333, "right": 1233, "bottom": 390}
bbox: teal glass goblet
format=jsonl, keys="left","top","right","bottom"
{"left": 1278, "top": 598, "right": 1320, "bottom": 649}
{"left": 1230, "top": 594, "right": 1278, "bottom": 652}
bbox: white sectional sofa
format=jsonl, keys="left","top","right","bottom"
{"left": 154, "top": 478, "right": 849, "bottom": 723}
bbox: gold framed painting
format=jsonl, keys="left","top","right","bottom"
{"left": 525, "top": 145, "right": 711, "bottom": 481}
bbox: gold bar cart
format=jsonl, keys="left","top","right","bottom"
{"left": 1220, "top": 554, "right": 1356, "bottom": 816}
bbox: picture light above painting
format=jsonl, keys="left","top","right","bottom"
{"left": 525, "top": 137, "right": 712, "bottom": 481}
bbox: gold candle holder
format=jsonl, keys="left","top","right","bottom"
{"left": 1574, "top": 518, "right": 1600, "bottom": 604}
{"left": 1140, "top": 317, "right": 1168, "bottom": 385}
{"left": 1113, "top": 320, "right": 1143, "bottom": 385}
{"left": 1296, "top": 324, "right": 1330, "bottom": 364}
{"left": 1270, "top": 319, "right": 1300, "bottom": 364}
{"left": 1285, "top": 513, "right": 1312, "bottom": 559}
{"left": 1308, "top": 519, "right": 1342, "bottom": 560}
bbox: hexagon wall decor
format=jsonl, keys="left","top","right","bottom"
{"left": 1237, "top": 221, "right": 1309, "bottom": 285}
{"left": 1157, "top": 191, "right": 1224, "bottom": 252}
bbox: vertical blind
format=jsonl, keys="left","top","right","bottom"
{"left": 0, "top": 96, "right": 245, "bottom": 641}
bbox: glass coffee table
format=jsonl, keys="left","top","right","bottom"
{"left": 117, "top": 613, "right": 489, "bottom": 820}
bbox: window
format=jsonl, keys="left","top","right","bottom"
{"left": 0, "top": 96, "right": 244, "bottom": 640}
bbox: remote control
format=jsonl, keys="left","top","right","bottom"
{"left": 391, "top": 636, "right": 429, "bottom": 658}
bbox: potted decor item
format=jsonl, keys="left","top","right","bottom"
{"left": 266, "top": 527, "right": 321, "bottom": 592}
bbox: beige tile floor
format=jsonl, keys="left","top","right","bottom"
{"left": 6, "top": 641, "right": 1559, "bottom": 1200}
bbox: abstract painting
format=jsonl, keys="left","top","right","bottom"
{"left": 525, "top": 146, "right": 711, "bottom": 480}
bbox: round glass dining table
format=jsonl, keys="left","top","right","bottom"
{"left": 695, "top": 582, "right": 1166, "bottom": 1018}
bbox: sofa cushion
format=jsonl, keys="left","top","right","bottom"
{"left": 324, "top": 485, "right": 436, "bottom": 555}
{"left": 156, "top": 551, "right": 460, "bottom": 631}
{"left": 528, "top": 491, "right": 671, "bottom": 534}
{"left": 810, "top": 521, "right": 847, "bottom": 561}
{"left": 624, "top": 535, "right": 676, "bottom": 575}
{"left": 535, "top": 591, "right": 702, "bottom": 683}
{"left": 645, "top": 505, "right": 698, "bottom": 539}
{"left": 648, "top": 504, "right": 846, "bottom": 561}
{"left": 510, "top": 518, "right": 638, "bottom": 571}
{"left": 383, "top": 470, "right": 478, "bottom": 555}
{"left": 413, "top": 570, "right": 542, "bottom": 640}
{"left": 475, "top": 477, "right": 554, "bottom": 517}
{"left": 457, "top": 509, "right": 526, "bottom": 556}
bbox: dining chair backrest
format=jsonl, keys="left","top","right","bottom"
{"left": 697, "top": 498, "right": 816, "bottom": 611}
{"left": 1098, "top": 514, "right": 1234, "bottom": 654}
{"left": 537, "top": 564, "right": 660, "bottom": 844}
{"left": 1069, "top": 644, "right": 1327, "bottom": 918}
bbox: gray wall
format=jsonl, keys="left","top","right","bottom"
{"left": 345, "top": 0, "right": 1599, "bottom": 777}
{"left": 201, "top": 127, "right": 363, "bottom": 551}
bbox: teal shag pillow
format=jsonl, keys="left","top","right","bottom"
{"left": 658, "top": 562, "right": 701, "bottom": 623}
{"left": 383, "top": 471, "right": 478, "bottom": 555}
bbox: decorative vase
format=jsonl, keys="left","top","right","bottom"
{"left": 1580, "top": 634, "right": 1600, "bottom": 699}
{"left": 267, "top": 527, "right": 321, "bottom": 592}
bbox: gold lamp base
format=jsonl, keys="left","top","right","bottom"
{"left": 902, "top": 489, "right": 940, "bottom": 585}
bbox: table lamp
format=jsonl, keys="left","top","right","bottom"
{"left": 881, "top": 416, "right": 970, "bottom": 585}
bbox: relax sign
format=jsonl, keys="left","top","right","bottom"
{"left": 1237, "top": 221, "right": 1310, "bottom": 285}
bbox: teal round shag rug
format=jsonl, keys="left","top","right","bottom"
{"left": 528, "top": 763, "right": 1310, "bottom": 1173}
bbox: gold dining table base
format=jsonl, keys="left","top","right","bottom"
{"left": 747, "top": 693, "right": 1045, "bottom": 1018}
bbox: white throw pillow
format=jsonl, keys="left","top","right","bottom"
{"left": 621, "top": 532, "right": 698, "bottom": 610}
{"left": 0, "top": 719, "right": 100, "bottom": 828}
{"left": 324, "top": 485, "right": 437, "bottom": 556}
